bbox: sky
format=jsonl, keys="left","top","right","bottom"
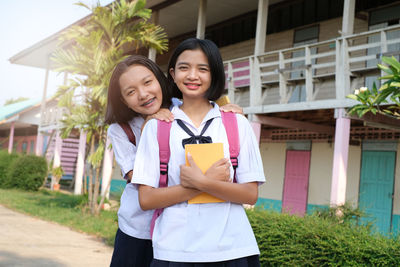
{"left": 0, "top": 0, "right": 113, "bottom": 106}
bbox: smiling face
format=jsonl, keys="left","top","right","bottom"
{"left": 119, "top": 64, "right": 163, "bottom": 116}
{"left": 169, "top": 49, "right": 211, "bottom": 100}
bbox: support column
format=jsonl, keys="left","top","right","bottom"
{"left": 35, "top": 133, "right": 44, "bottom": 156}
{"left": 101, "top": 136, "right": 114, "bottom": 199}
{"left": 249, "top": 56, "right": 262, "bottom": 106}
{"left": 250, "top": 116, "right": 262, "bottom": 145}
{"left": 341, "top": 0, "right": 355, "bottom": 36}
{"left": 148, "top": 10, "right": 159, "bottom": 62}
{"left": 39, "top": 59, "right": 50, "bottom": 130}
{"left": 330, "top": 108, "right": 351, "bottom": 206}
{"left": 337, "top": 0, "right": 355, "bottom": 99}
{"left": 196, "top": 0, "right": 207, "bottom": 39}
{"left": 227, "top": 62, "right": 235, "bottom": 104}
{"left": 254, "top": 0, "right": 269, "bottom": 56}
{"left": 51, "top": 130, "right": 62, "bottom": 190}
{"left": 8, "top": 122, "right": 15, "bottom": 154}
{"left": 74, "top": 130, "right": 87, "bottom": 195}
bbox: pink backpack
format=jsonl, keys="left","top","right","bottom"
{"left": 149, "top": 112, "right": 240, "bottom": 238}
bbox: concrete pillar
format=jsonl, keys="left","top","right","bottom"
{"left": 35, "top": 133, "right": 44, "bottom": 156}
{"left": 196, "top": 0, "right": 207, "bottom": 39}
{"left": 250, "top": 117, "right": 261, "bottom": 145}
{"left": 39, "top": 59, "right": 50, "bottom": 130}
{"left": 254, "top": 0, "right": 269, "bottom": 56}
{"left": 341, "top": 0, "right": 355, "bottom": 36}
{"left": 148, "top": 10, "right": 159, "bottom": 62}
{"left": 8, "top": 122, "right": 15, "bottom": 154}
{"left": 101, "top": 136, "right": 114, "bottom": 199}
{"left": 51, "top": 130, "right": 62, "bottom": 190}
{"left": 330, "top": 108, "right": 351, "bottom": 206}
{"left": 74, "top": 130, "right": 87, "bottom": 195}
{"left": 337, "top": 0, "right": 356, "bottom": 99}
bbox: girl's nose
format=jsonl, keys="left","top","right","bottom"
{"left": 138, "top": 87, "right": 149, "bottom": 100}
{"left": 187, "top": 68, "right": 198, "bottom": 80}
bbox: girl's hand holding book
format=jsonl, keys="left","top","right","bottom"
{"left": 205, "top": 158, "right": 231, "bottom": 182}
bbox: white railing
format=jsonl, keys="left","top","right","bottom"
{"left": 224, "top": 24, "right": 400, "bottom": 109}
{"left": 39, "top": 104, "right": 68, "bottom": 131}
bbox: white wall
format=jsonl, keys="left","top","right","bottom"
{"left": 258, "top": 142, "right": 285, "bottom": 200}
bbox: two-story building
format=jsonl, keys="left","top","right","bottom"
{"left": 10, "top": 0, "right": 400, "bottom": 234}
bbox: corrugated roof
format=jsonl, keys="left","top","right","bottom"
{"left": 0, "top": 99, "right": 40, "bottom": 122}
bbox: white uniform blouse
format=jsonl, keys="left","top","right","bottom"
{"left": 132, "top": 103, "right": 265, "bottom": 262}
{"left": 108, "top": 116, "right": 153, "bottom": 239}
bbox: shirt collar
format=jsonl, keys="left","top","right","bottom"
{"left": 172, "top": 101, "right": 221, "bottom": 127}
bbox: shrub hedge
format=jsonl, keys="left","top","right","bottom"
{"left": 0, "top": 150, "right": 21, "bottom": 187}
{"left": 247, "top": 209, "right": 400, "bottom": 266}
{"left": 4, "top": 154, "right": 48, "bottom": 191}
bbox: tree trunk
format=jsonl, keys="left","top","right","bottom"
{"left": 92, "top": 165, "right": 101, "bottom": 215}
{"left": 88, "top": 137, "right": 95, "bottom": 212}
{"left": 96, "top": 176, "right": 112, "bottom": 214}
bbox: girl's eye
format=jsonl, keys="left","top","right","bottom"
{"left": 127, "top": 89, "right": 135, "bottom": 96}
{"left": 144, "top": 80, "right": 152, "bottom": 85}
{"left": 199, "top": 67, "right": 209, "bottom": 72}
{"left": 178, "top": 66, "right": 188, "bottom": 71}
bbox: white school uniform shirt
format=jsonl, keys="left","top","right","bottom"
{"left": 108, "top": 116, "right": 153, "bottom": 239}
{"left": 132, "top": 103, "right": 265, "bottom": 262}
{"left": 107, "top": 98, "right": 182, "bottom": 240}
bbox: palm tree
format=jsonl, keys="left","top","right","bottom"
{"left": 51, "top": 0, "right": 168, "bottom": 214}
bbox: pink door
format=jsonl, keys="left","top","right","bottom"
{"left": 282, "top": 150, "right": 311, "bottom": 216}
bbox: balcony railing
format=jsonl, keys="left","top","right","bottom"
{"left": 224, "top": 24, "right": 400, "bottom": 111}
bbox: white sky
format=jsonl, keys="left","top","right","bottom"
{"left": 0, "top": 0, "right": 113, "bottom": 106}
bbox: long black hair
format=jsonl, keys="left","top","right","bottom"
{"left": 104, "top": 55, "right": 172, "bottom": 124}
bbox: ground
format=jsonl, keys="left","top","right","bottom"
{"left": 0, "top": 205, "right": 113, "bottom": 267}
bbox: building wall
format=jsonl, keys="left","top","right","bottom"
{"left": 308, "top": 142, "right": 333, "bottom": 206}
{"left": 346, "top": 144, "right": 362, "bottom": 207}
{"left": 258, "top": 142, "right": 286, "bottom": 200}
{"left": 0, "top": 135, "right": 36, "bottom": 154}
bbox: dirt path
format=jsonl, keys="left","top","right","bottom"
{"left": 0, "top": 204, "right": 113, "bottom": 267}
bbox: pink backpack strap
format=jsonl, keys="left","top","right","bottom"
{"left": 150, "top": 120, "right": 172, "bottom": 238}
{"left": 221, "top": 112, "right": 240, "bottom": 182}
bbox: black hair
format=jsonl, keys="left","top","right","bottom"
{"left": 167, "top": 38, "right": 225, "bottom": 101}
{"left": 104, "top": 55, "right": 172, "bottom": 124}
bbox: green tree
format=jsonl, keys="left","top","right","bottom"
{"left": 347, "top": 56, "right": 400, "bottom": 118}
{"left": 51, "top": 0, "right": 168, "bottom": 214}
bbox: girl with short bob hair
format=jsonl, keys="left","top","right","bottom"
{"left": 133, "top": 38, "right": 265, "bottom": 266}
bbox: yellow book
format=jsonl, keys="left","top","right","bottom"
{"left": 185, "top": 143, "right": 226, "bottom": 204}
{"left": 215, "top": 95, "right": 230, "bottom": 107}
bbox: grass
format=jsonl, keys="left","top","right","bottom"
{"left": 0, "top": 188, "right": 118, "bottom": 246}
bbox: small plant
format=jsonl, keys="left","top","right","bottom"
{"left": 51, "top": 166, "right": 64, "bottom": 184}
{"left": 347, "top": 56, "right": 400, "bottom": 118}
{"left": 51, "top": 166, "right": 64, "bottom": 191}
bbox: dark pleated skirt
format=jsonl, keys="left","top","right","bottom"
{"left": 150, "top": 255, "right": 260, "bottom": 267}
{"left": 110, "top": 228, "right": 153, "bottom": 267}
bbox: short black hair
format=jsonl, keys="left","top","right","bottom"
{"left": 167, "top": 38, "right": 225, "bottom": 101}
{"left": 104, "top": 55, "right": 171, "bottom": 124}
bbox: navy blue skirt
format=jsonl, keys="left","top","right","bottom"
{"left": 150, "top": 255, "right": 260, "bottom": 267}
{"left": 110, "top": 228, "right": 153, "bottom": 267}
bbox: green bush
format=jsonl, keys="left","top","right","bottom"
{"left": 247, "top": 208, "right": 400, "bottom": 266}
{"left": 0, "top": 150, "right": 21, "bottom": 187}
{"left": 6, "top": 155, "right": 48, "bottom": 191}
